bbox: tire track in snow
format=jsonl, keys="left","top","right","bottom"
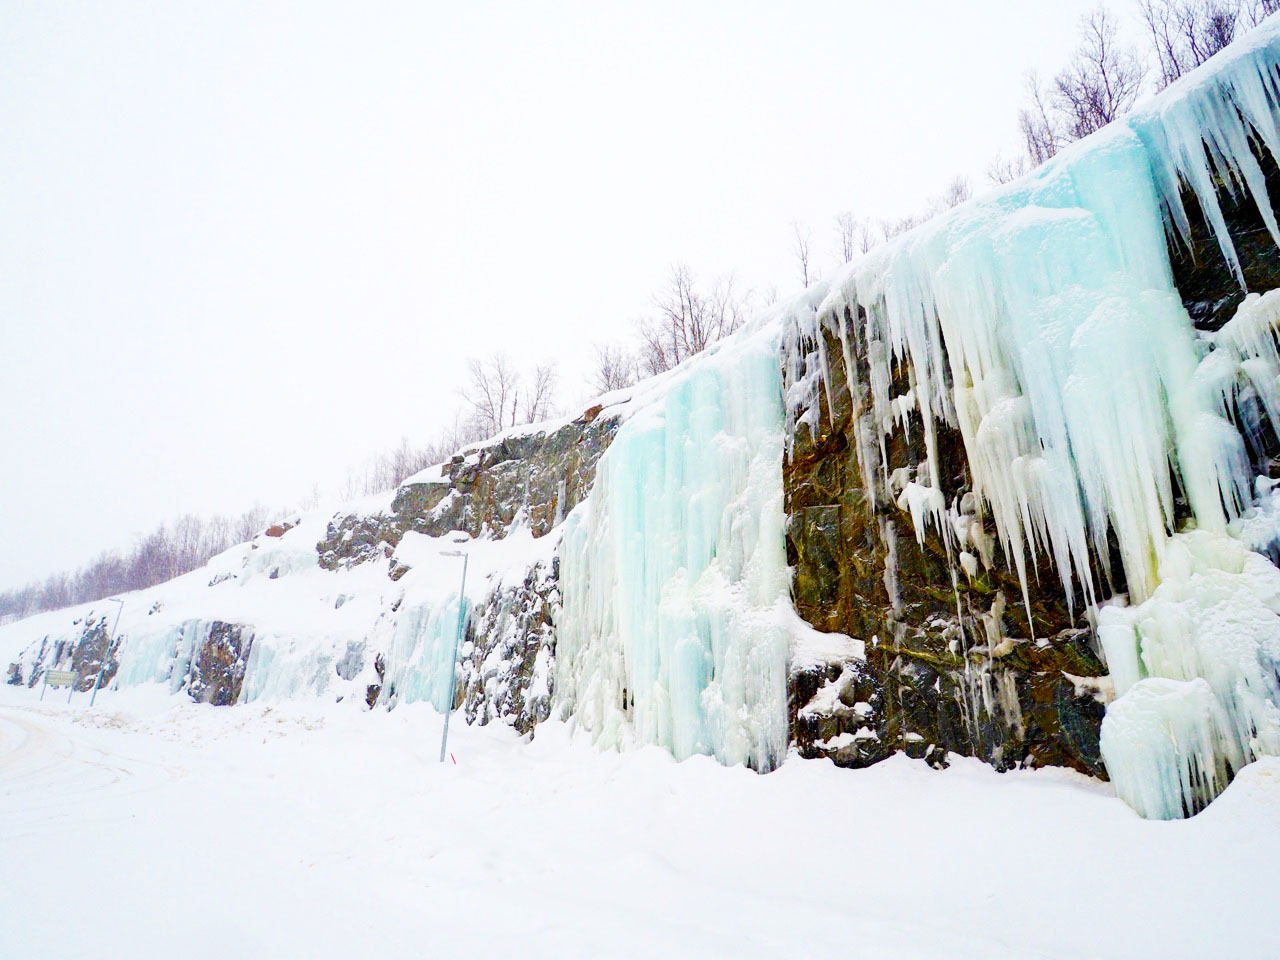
{"left": 0, "top": 707, "right": 170, "bottom": 839}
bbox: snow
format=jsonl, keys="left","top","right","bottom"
{"left": 2, "top": 684, "right": 1277, "bottom": 960}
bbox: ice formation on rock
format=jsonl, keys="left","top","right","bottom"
{"left": 555, "top": 325, "right": 797, "bottom": 771}
{"left": 782, "top": 18, "right": 1280, "bottom": 816}
{"left": 1099, "top": 529, "right": 1280, "bottom": 817}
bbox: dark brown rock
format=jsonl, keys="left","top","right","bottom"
{"left": 784, "top": 313, "right": 1105, "bottom": 775}
{"left": 317, "top": 403, "right": 622, "bottom": 571}
{"left": 188, "top": 622, "right": 253, "bottom": 706}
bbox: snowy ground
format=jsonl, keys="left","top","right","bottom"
{"left": 1, "top": 684, "right": 1277, "bottom": 960}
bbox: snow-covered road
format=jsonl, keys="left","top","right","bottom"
{"left": 1, "top": 685, "right": 1277, "bottom": 960}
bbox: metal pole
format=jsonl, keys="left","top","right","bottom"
{"left": 39, "top": 671, "right": 48, "bottom": 702}
{"left": 90, "top": 598, "right": 124, "bottom": 707}
{"left": 439, "top": 552, "right": 469, "bottom": 763}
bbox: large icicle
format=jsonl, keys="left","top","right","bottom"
{"left": 555, "top": 323, "right": 796, "bottom": 771}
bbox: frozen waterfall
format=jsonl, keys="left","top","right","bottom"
{"left": 782, "top": 18, "right": 1280, "bottom": 817}
{"left": 555, "top": 323, "right": 797, "bottom": 771}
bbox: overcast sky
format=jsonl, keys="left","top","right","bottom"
{"left": 1, "top": 0, "right": 1128, "bottom": 590}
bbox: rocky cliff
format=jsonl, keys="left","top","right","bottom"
{"left": 784, "top": 310, "right": 1108, "bottom": 776}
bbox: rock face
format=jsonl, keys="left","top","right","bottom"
{"left": 7, "top": 615, "right": 252, "bottom": 707}
{"left": 313, "top": 408, "right": 621, "bottom": 729}
{"left": 318, "top": 410, "right": 620, "bottom": 572}
{"left": 187, "top": 622, "right": 254, "bottom": 706}
{"left": 784, "top": 311, "right": 1109, "bottom": 776}
{"left": 7, "top": 404, "right": 623, "bottom": 733}
{"left": 6, "top": 615, "right": 120, "bottom": 694}
{"left": 1168, "top": 138, "right": 1280, "bottom": 331}
{"left": 460, "top": 559, "right": 557, "bottom": 735}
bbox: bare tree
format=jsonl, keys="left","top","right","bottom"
{"left": 234, "top": 504, "right": 271, "bottom": 543}
{"left": 206, "top": 513, "right": 233, "bottom": 553}
{"left": 126, "top": 525, "right": 171, "bottom": 591}
{"left": 1016, "top": 9, "right": 1144, "bottom": 166}
{"left": 389, "top": 437, "right": 421, "bottom": 487}
{"left": 523, "top": 362, "right": 558, "bottom": 423}
{"left": 791, "top": 222, "right": 814, "bottom": 287}
{"left": 1019, "top": 70, "right": 1063, "bottom": 165}
{"left": 297, "top": 485, "right": 322, "bottom": 511}
{"left": 943, "top": 176, "right": 971, "bottom": 208}
{"left": 1141, "top": 0, "right": 1258, "bottom": 89}
{"left": 1243, "top": 0, "right": 1280, "bottom": 26}
{"left": 464, "top": 353, "right": 522, "bottom": 437}
{"left": 169, "top": 514, "right": 208, "bottom": 580}
{"left": 590, "top": 343, "right": 638, "bottom": 395}
{"left": 637, "top": 265, "right": 748, "bottom": 375}
{"left": 858, "top": 220, "right": 879, "bottom": 254}
{"left": 882, "top": 214, "right": 923, "bottom": 240}
{"left": 925, "top": 176, "right": 972, "bottom": 218}
{"left": 835, "top": 211, "right": 857, "bottom": 263}
{"left": 1054, "top": 8, "right": 1146, "bottom": 140}
{"left": 834, "top": 211, "right": 879, "bottom": 261}
{"left": 987, "top": 153, "right": 1029, "bottom": 185}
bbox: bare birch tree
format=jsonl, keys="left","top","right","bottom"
{"left": 590, "top": 343, "right": 638, "bottom": 395}
{"left": 637, "top": 265, "right": 748, "bottom": 376}
{"left": 522, "top": 362, "right": 558, "bottom": 423}
{"left": 792, "top": 222, "right": 814, "bottom": 287}
{"left": 464, "top": 353, "right": 522, "bottom": 437}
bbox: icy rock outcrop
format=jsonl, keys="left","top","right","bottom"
{"left": 8, "top": 614, "right": 254, "bottom": 705}
{"left": 4, "top": 404, "right": 620, "bottom": 728}
{"left": 785, "top": 312, "right": 1108, "bottom": 775}
{"left": 7, "top": 614, "right": 119, "bottom": 693}
{"left": 460, "top": 559, "right": 557, "bottom": 735}
{"left": 317, "top": 409, "right": 619, "bottom": 571}
{"left": 783, "top": 20, "right": 1280, "bottom": 814}
{"left": 187, "top": 621, "right": 255, "bottom": 706}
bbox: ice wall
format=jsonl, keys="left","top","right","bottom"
{"left": 555, "top": 324, "right": 797, "bottom": 771}
{"left": 379, "top": 594, "right": 467, "bottom": 711}
{"left": 781, "top": 19, "right": 1280, "bottom": 816}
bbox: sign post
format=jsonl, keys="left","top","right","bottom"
{"left": 90, "top": 597, "right": 124, "bottom": 707}
{"left": 40, "top": 670, "right": 80, "bottom": 703}
{"left": 439, "top": 547, "right": 470, "bottom": 763}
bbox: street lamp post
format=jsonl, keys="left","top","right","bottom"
{"left": 90, "top": 597, "right": 124, "bottom": 707}
{"left": 439, "top": 548, "right": 470, "bottom": 763}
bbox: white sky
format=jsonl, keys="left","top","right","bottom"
{"left": 1, "top": 0, "right": 1126, "bottom": 589}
